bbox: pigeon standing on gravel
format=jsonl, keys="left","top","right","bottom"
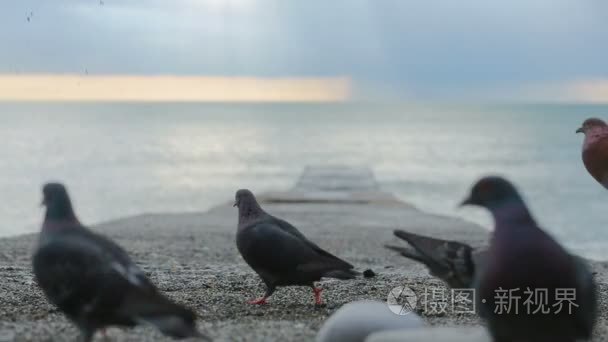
{"left": 33, "top": 183, "right": 206, "bottom": 342}
{"left": 234, "top": 189, "right": 358, "bottom": 305}
{"left": 577, "top": 118, "right": 608, "bottom": 189}
{"left": 385, "top": 229, "right": 480, "bottom": 289}
{"left": 460, "top": 176, "right": 596, "bottom": 341}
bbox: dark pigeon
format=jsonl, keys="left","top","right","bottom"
{"left": 234, "top": 189, "right": 357, "bottom": 305}
{"left": 385, "top": 230, "right": 479, "bottom": 288}
{"left": 387, "top": 230, "right": 598, "bottom": 340}
{"left": 33, "top": 183, "right": 206, "bottom": 341}
{"left": 577, "top": 118, "right": 608, "bottom": 189}
{"left": 386, "top": 179, "right": 597, "bottom": 341}
{"left": 461, "top": 176, "right": 596, "bottom": 342}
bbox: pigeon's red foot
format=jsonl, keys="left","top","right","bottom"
{"left": 313, "top": 287, "right": 324, "bottom": 305}
{"left": 248, "top": 297, "right": 268, "bottom": 305}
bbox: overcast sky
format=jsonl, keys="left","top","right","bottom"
{"left": 2, "top": 0, "right": 607, "bottom": 101}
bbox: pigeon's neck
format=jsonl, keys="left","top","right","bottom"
{"left": 43, "top": 202, "right": 79, "bottom": 231}
{"left": 42, "top": 218, "right": 81, "bottom": 233}
{"left": 490, "top": 200, "right": 537, "bottom": 230}
{"left": 583, "top": 128, "right": 608, "bottom": 150}
{"left": 238, "top": 201, "right": 265, "bottom": 226}
{"left": 488, "top": 203, "right": 540, "bottom": 263}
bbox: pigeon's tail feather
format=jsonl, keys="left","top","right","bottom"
{"left": 123, "top": 292, "right": 206, "bottom": 340}
{"left": 323, "top": 268, "right": 359, "bottom": 280}
{"left": 388, "top": 229, "right": 476, "bottom": 288}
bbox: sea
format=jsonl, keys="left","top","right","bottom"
{"left": 1, "top": 102, "right": 607, "bottom": 260}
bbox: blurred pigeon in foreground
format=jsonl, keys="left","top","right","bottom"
{"left": 387, "top": 178, "right": 597, "bottom": 341}
{"left": 316, "top": 300, "right": 425, "bottom": 342}
{"left": 33, "top": 183, "right": 206, "bottom": 342}
{"left": 234, "top": 189, "right": 357, "bottom": 305}
{"left": 462, "top": 176, "right": 596, "bottom": 342}
{"left": 387, "top": 230, "right": 597, "bottom": 339}
{"left": 577, "top": 118, "right": 608, "bottom": 189}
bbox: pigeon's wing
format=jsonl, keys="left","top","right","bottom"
{"left": 34, "top": 230, "right": 202, "bottom": 338}
{"left": 269, "top": 216, "right": 354, "bottom": 269}
{"left": 33, "top": 233, "right": 151, "bottom": 322}
{"left": 582, "top": 138, "right": 608, "bottom": 188}
{"left": 74, "top": 228, "right": 155, "bottom": 290}
{"left": 571, "top": 255, "right": 597, "bottom": 339}
{"left": 386, "top": 230, "right": 476, "bottom": 288}
{"left": 238, "top": 221, "right": 352, "bottom": 279}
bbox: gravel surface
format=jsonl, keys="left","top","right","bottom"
{"left": 1, "top": 168, "right": 607, "bottom": 341}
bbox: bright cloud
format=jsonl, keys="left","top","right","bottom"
{"left": 0, "top": 74, "right": 351, "bottom": 102}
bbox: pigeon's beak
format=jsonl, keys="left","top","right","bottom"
{"left": 233, "top": 200, "right": 238, "bottom": 207}
{"left": 576, "top": 127, "right": 584, "bottom": 134}
{"left": 459, "top": 196, "right": 474, "bottom": 207}
{"left": 40, "top": 197, "right": 46, "bottom": 207}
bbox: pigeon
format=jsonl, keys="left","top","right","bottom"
{"left": 461, "top": 176, "right": 596, "bottom": 342}
{"left": 576, "top": 118, "right": 608, "bottom": 189}
{"left": 33, "top": 183, "right": 206, "bottom": 341}
{"left": 234, "top": 189, "right": 357, "bottom": 305}
{"left": 387, "top": 231, "right": 597, "bottom": 340}
{"left": 385, "top": 230, "right": 480, "bottom": 289}
{"left": 387, "top": 178, "right": 597, "bottom": 341}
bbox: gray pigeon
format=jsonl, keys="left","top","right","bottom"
{"left": 234, "top": 189, "right": 357, "bottom": 305}
{"left": 386, "top": 230, "right": 479, "bottom": 289}
{"left": 461, "top": 176, "right": 595, "bottom": 342}
{"left": 33, "top": 183, "right": 206, "bottom": 341}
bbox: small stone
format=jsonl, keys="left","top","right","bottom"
{"left": 363, "top": 269, "right": 376, "bottom": 278}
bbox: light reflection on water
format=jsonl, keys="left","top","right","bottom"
{"left": 1, "top": 102, "right": 606, "bottom": 259}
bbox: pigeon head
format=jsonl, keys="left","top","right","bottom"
{"left": 234, "top": 189, "right": 255, "bottom": 208}
{"left": 42, "top": 182, "right": 76, "bottom": 220}
{"left": 460, "top": 176, "right": 524, "bottom": 211}
{"left": 234, "top": 189, "right": 264, "bottom": 222}
{"left": 576, "top": 118, "right": 607, "bottom": 134}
